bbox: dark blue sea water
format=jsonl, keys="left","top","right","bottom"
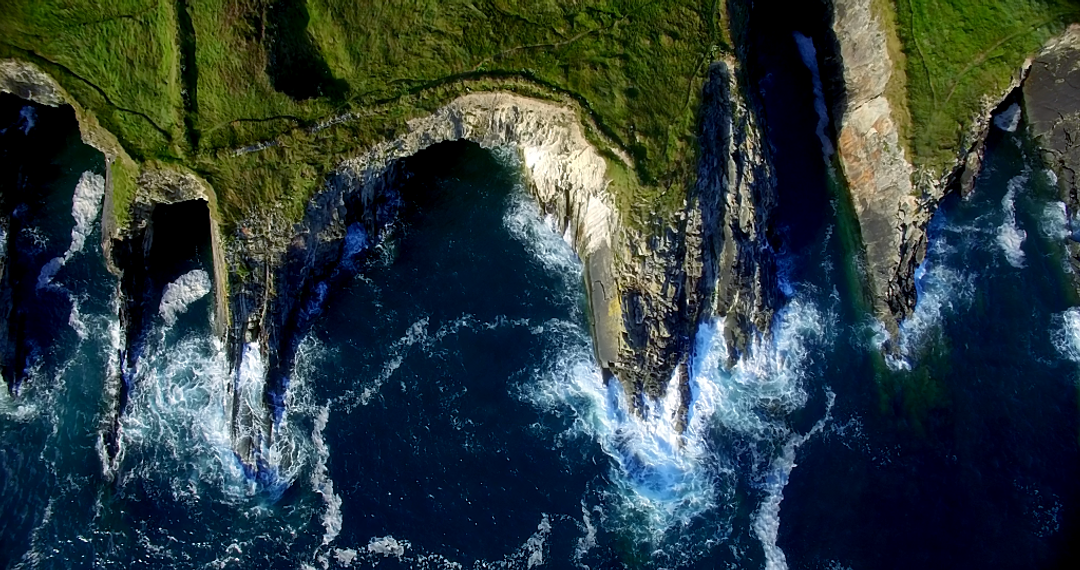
{"left": 2, "top": 44, "right": 1080, "bottom": 569}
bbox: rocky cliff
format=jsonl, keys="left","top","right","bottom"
{"left": 1025, "top": 25, "right": 1080, "bottom": 286}
{"left": 233, "top": 75, "right": 777, "bottom": 422}
{"left": 1, "top": 56, "right": 779, "bottom": 463}
{"left": 830, "top": 0, "right": 1025, "bottom": 333}
{"left": 831, "top": 0, "right": 922, "bottom": 327}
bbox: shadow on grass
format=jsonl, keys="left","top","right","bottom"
{"left": 265, "top": 0, "right": 348, "bottom": 101}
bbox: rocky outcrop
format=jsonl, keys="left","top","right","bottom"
{"left": 1024, "top": 24, "right": 1080, "bottom": 281}
{"left": 2, "top": 57, "right": 779, "bottom": 455}
{"left": 831, "top": 0, "right": 922, "bottom": 325}
{"left": 231, "top": 93, "right": 622, "bottom": 390}
{"left": 617, "top": 58, "right": 777, "bottom": 403}
{"left": 234, "top": 80, "right": 777, "bottom": 420}
{"left": 831, "top": 0, "right": 1032, "bottom": 331}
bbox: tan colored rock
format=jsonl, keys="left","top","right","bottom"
{"left": 833, "top": 0, "right": 918, "bottom": 323}
{"left": 338, "top": 93, "right": 618, "bottom": 256}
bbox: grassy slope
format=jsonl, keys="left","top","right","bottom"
{"left": 0, "top": 0, "right": 184, "bottom": 160}
{"left": 2, "top": 0, "right": 726, "bottom": 235}
{"left": 893, "top": 0, "right": 1080, "bottom": 179}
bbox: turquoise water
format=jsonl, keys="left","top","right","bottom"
{"left": 1, "top": 68, "right": 1079, "bottom": 570}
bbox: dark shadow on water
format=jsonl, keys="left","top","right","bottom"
{"left": 0, "top": 95, "right": 105, "bottom": 393}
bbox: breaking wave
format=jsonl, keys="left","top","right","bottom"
{"left": 1052, "top": 308, "right": 1080, "bottom": 367}
{"left": 158, "top": 269, "right": 212, "bottom": 326}
{"left": 997, "top": 173, "right": 1028, "bottom": 268}
{"left": 36, "top": 171, "right": 105, "bottom": 290}
{"left": 526, "top": 295, "right": 834, "bottom": 564}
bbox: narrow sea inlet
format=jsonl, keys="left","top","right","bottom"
{"left": 1, "top": 73, "right": 1079, "bottom": 570}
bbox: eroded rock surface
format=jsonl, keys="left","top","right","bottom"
{"left": 832, "top": 0, "right": 921, "bottom": 324}
{"left": 1025, "top": 25, "right": 1080, "bottom": 280}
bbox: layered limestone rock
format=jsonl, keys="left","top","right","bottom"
{"left": 831, "top": 0, "right": 921, "bottom": 325}
{"left": 618, "top": 58, "right": 777, "bottom": 405}
{"left": 1024, "top": 24, "right": 1080, "bottom": 282}
{"left": 832, "top": 0, "right": 1029, "bottom": 330}
{"left": 235, "top": 82, "right": 776, "bottom": 418}
{"left": 233, "top": 93, "right": 623, "bottom": 384}
{"left": 1, "top": 58, "right": 778, "bottom": 446}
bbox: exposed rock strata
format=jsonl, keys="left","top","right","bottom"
{"left": 234, "top": 94, "right": 624, "bottom": 407}
{"left": 831, "top": 0, "right": 920, "bottom": 325}
{"left": 615, "top": 58, "right": 776, "bottom": 402}
{"left": 1024, "top": 25, "right": 1080, "bottom": 282}
{"left": 1, "top": 59, "right": 779, "bottom": 455}
{"left": 831, "top": 0, "right": 1023, "bottom": 330}
{"left": 235, "top": 82, "right": 777, "bottom": 419}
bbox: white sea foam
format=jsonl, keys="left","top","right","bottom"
{"left": 1042, "top": 201, "right": 1070, "bottom": 241}
{"left": 504, "top": 190, "right": 582, "bottom": 279}
{"left": 526, "top": 295, "right": 833, "bottom": 563}
{"left": 18, "top": 106, "right": 36, "bottom": 135}
{"left": 1052, "top": 308, "right": 1080, "bottom": 366}
{"left": 794, "top": 33, "right": 835, "bottom": 161}
{"left": 696, "top": 300, "right": 834, "bottom": 567}
{"left": 993, "top": 103, "right": 1022, "bottom": 132}
{"left": 575, "top": 503, "right": 598, "bottom": 563}
{"left": 37, "top": 171, "right": 106, "bottom": 290}
{"left": 753, "top": 390, "right": 835, "bottom": 570}
{"left": 333, "top": 548, "right": 358, "bottom": 566}
{"left": 334, "top": 314, "right": 532, "bottom": 411}
{"left": 232, "top": 342, "right": 274, "bottom": 471}
{"left": 112, "top": 328, "right": 318, "bottom": 502}
{"left": 997, "top": 174, "right": 1028, "bottom": 268}
{"left": 882, "top": 231, "right": 976, "bottom": 370}
{"left": 158, "top": 269, "right": 212, "bottom": 326}
{"left": 312, "top": 406, "right": 342, "bottom": 545}
{"left": 1045, "top": 168, "right": 1059, "bottom": 187}
{"left": 366, "top": 536, "right": 408, "bottom": 558}
{"left": 113, "top": 333, "right": 251, "bottom": 499}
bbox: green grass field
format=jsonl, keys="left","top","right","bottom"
{"left": 893, "top": 0, "right": 1080, "bottom": 179}
{"left": 4, "top": 0, "right": 1079, "bottom": 233}
{"left": 2, "top": 0, "right": 726, "bottom": 234}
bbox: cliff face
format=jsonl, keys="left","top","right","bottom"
{"left": 1, "top": 57, "right": 779, "bottom": 461}
{"left": 1025, "top": 25, "right": 1080, "bottom": 283}
{"left": 235, "top": 82, "right": 776, "bottom": 407}
{"left": 830, "top": 0, "right": 1025, "bottom": 331}
{"left": 831, "top": 0, "right": 922, "bottom": 325}
{"left": 613, "top": 58, "right": 777, "bottom": 404}
{"left": 231, "top": 93, "right": 622, "bottom": 397}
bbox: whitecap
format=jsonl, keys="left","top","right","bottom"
{"left": 997, "top": 174, "right": 1028, "bottom": 268}
{"left": 1041, "top": 201, "right": 1070, "bottom": 241}
{"left": 753, "top": 390, "right": 835, "bottom": 570}
{"left": 503, "top": 190, "right": 583, "bottom": 280}
{"left": 37, "top": 171, "right": 106, "bottom": 290}
{"left": 312, "top": 405, "right": 342, "bottom": 545}
{"left": 527, "top": 294, "right": 833, "bottom": 559}
{"left": 366, "top": 536, "right": 408, "bottom": 558}
{"left": 158, "top": 269, "right": 211, "bottom": 326}
{"left": 883, "top": 235, "right": 976, "bottom": 369}
{"left": 1045, "top": 168, "right": 1059, "bottom": 187}
{"left": 1052, "top": 308, "right": 1080, "bottom": 366}
{"left": 993, "top": 103, "right": 1021, "bottom": 132}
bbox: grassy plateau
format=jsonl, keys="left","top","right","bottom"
{"left": 2, "top": 0, "right": 1079, "bottom": 235}
{"left": 2, "top": 0, "right": 727, "bottom": 234}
